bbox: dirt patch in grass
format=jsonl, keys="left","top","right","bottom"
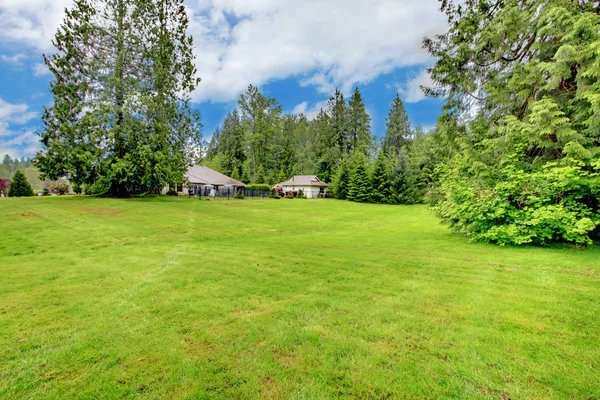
{"left": 18, "top": 211, "right": 40, "bottom": 218}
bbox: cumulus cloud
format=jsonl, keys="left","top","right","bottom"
{"left": 398, "top": 69, "right": 434, "bottom": 103}
{"left": 1, "top": 0, "right": 447, "bottom": 104}
{"left": 0, "top": 53, "right": 27, "bottom": 65}
{"left": 291, "top": 100, "right": 329, "bottom": 120}
{"left": 0, "top": 97, "right": 40, "bottom": 157}
{"left": 32, "top": 62, "right": 51, "bottom": 77}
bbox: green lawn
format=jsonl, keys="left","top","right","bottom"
{"left": 1, "top": 196, "right": 599, "bottom": 399}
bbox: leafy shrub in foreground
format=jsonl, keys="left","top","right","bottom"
{"left": 166, "top": 189, "right": 178, "bottom": 196}
{"left": 50, "top": 181, "right": 70, "bottom": 195}
{"left": 433, "top": 153, "right": 600, "bottom": 246}
{"left": 8, "top": 170, "right": 34, "bottom": 197}
{"left": 235, "top": 190, "right": 245, "bottom": 199}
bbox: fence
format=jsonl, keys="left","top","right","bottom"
{"left": 189, "top": 186, "right": 271, "bottom": 199}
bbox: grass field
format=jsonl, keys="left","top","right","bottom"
{"left": 1, "top": 196, "right": 599, "bottom": 399}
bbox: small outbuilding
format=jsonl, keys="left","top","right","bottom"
{"left": 276, "top": 176, "right": 329, "bottom": 198}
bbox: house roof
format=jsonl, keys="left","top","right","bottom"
{"left": 186, "top": 166, "right": 246, "bottom": 186}
{"left": 277, "top": 175, "right": 329, "bottom": 187}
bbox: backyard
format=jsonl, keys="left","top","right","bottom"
{"left": 0, "top": 196, "right": 599, "bottom": 399}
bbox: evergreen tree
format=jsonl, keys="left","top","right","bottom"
{"left": 347, "top": 153, "right": 370, "bottom": 203}
{"left": 332, "top": 157, "right": 350, "bottom": 200}
{"left": 238, "top": 85, "right": 282, "bottom": 182}
{"left": 370, "top": 151, "right": 392, "bottom": 203}
{"left": 390, "top": 150, "right": 413, "bottom": 204}
{"left": 35, "top": 0, "right": 201, "bottom": 197}
{"left": 8, "top": 170, "right": 34, "bottom": 197}
{"left": 383, "top": 94, "right": 411, "bottom": 155}
{"left": 347, "top": 87, "right": 372, "bottom": 155}
{"left": 425, "top": 0, "right": 600, "bottom": 245}
{"left": 328, "top": 89, "right": 349, "bottom": 156}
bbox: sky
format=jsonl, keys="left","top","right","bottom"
{"left": 0, "top": 0, "right": 448, "bottom": 159}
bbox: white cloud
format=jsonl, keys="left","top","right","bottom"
{"left": 398, "top": 69, "right": 433, "bottom": 103}
{"left": 1, "top": 0, "right": 447, "bottom": 104}
{"left": 291, "top": 100, "right": 328, "bottom": 120}
{"left": 32, "top": 62, "right": 51, "bottom": 77}
{"left": 0, "top": 53, "right": 27, "bottom": 64}
{"left": 0, "top": 97, "right": 40, "bottom": 158}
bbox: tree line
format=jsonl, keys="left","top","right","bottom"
{"left": 202, "top": 86, "right": 444, "bottom": 204}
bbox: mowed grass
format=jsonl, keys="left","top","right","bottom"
{"left": 0, "top": 197, "right": 599, "bottom": 399}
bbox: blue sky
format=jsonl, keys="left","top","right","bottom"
{"left": 0, "top": 0, "right": 447, "bottom": 159}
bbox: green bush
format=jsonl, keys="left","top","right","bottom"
{"left": 8, "top": 170, "right": 34, "bottom": 197}
{"left": 297, "top": 189, "right": 307, "bottom": 199}
{"left": 245, "top": 184, "right": 271, "bottom": 191}
{"left": 270, "top": 188, "right": 280, "bottom": 199}
{"left": 84, "top": 178, "right": 111, "bottom": 196}
{"left": 72, "top": 182, "right": 82, "bottom": 194}
{"left": 166, "top": 189, "right": 178, "bottom": 196}
{"left": 286, "top": 191, "right": 295, "bottom": 199}
{"left": 432, "top": 155, "right": 600, "bottom": 246}
{"left": 235, "top": 190, "right": 245, "bottom": 199}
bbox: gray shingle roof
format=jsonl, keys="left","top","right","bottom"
{"left": 277, "top": 175, "right": 329, "bottom": 187}
{"left": 186, "top": 166, "right": 246, "bottom": 186}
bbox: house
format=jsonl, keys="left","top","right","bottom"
{"left": 276, "top": 175, "right": 329, "bottom": 198}
{"left": 164, "top": 166, "right": 246, "bottom": 195}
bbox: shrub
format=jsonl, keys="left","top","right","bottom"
{"left": 72, "top": 182, "right": 82, "bottom": 194}
{"left": 84, "top": 178, "right": 111, "bottom": 196}
{"left": 297, "top": 189, "right": 307, "bottom": 199}
{"left": 286, "top": 191, "right": 295, "bottom": 199}
{"left": 245, "top": 184, "right": 271, "bottom": 191}
{"left": 8, "top": 170, "right": 34, "bottom": 197}
{"left": 0, "top": 178, "right": 10, "bottom": 197}
{"left": 270, "top": 188, "right": 280, "bottom": 199}
{"left": 166, "top": 189, "right": 178, "bottom": 196}
{"left": 50, "top": 181, "right": 70, "bottom": 195}
{"left": 41, "top": 188, "right": 50, "bottom": 196}
{"left": 235, "top": 190, "right": 245, "bottom": 199}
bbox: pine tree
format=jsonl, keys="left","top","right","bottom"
{"left": 383, "top": 94, "right": 411, "bottom": 155}
{"left": 332, "top": 157, "right": 350, "bottom": 200}
{"left": 347, "top": 153, "right": 370, "bottom": 203}
{"left": 35, "top": 0, "right": 201, "bottom": 197}
{"left": 371, "top": 151, "right": 392, "bottom": 203}
{"left": 8, "top": 170, "right": 34, "bottom": 197}
{"left": 328, "top": 89, "right": 349, "bottom": 156}
{"left": 347, "top": 87, "right": 372, "bottom": 155}
{"left": 390, "top": 150, "right": 413, "bottom": 204}
{"left": 238, "top": 85, "right": 282, "bottom": 182}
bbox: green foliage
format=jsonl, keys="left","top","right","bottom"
{"left": 286, "top": 191, "right": 295, "bottom": 199}
{"left": 347, "top": 153, "right": 371, "bottom": 203}
{"left": 245, "top": 184, "right": 271, "bottom": 191}
{"left": 269, "top": 188, "right": 280, "bottom": 199}
{"left": 383, "top": 94, "right": 411, "bottom": 155}
{"left": 297, "top": 189, "right": 307, "bottom": 199}
{"left": 8, "top": 170, "right": 34, "bottom": 197}
{"left": 84, "top": 178, "right": 111, "bottom": 197}
{"left": 35, "top": 0, "right": 201, "bottom": 197}
{"left": 331, "top": 157, "right": 350, "bottom": 200}
{"left": 235, "top": 190, "right": 245, "bottom": 200}
{"left": 166, "top": 188, "right": 178, "bottom": 196}
{"left": 72, "top": 182, "right": 82, "bottom": 194}
{"left": 425, "top": 0, "right": 600, "bottom": 245}
{"left": 370, "top": 152, "right": 392, "bottom": 204}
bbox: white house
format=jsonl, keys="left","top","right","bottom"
{"left": 163, "top": 166, "right": 246, "bottom": 195}
{"left": 276, "top": 176, "right": 329, "bottom": 198}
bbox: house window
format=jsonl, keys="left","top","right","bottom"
{"left": 177, "top": 184, "right": 183, "bottom": 192}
